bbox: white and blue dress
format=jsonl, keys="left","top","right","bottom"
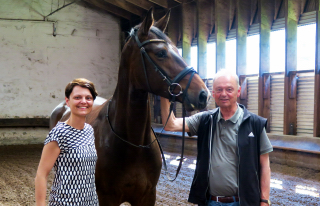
{"left": 44, "top": 122, "right": 99, "bottom": 206}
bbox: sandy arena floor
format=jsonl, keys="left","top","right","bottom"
{"left": 0, "top": 144, "right": 320, "bottom": 206}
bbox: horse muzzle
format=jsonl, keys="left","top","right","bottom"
{"left": 184, "top": 88, "right": 210, "bottom": 111}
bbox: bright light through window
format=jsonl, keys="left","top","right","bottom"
{"left": 295, "top": 185, "right": 319, "bottom": 197}
{"left": 270, "top": 29, "right": 285, "bottom": 72}
{"left": 177, "top": 47, "right": 197, "bottom": 72}
{"left": 297, "top": 24, "right": 316, "bottom": 70}
{"left": 191, "top": 46, "right": 198, "bottom": 72}
{"left": 226, "top": 39, "right": 236, "bottom": 73}
{"left": 178, "top": 48, "right": 182, "bottom": 56}
{"left": 247, "top": 35, "right": 260, "bottom": 74}
{"left": 270, "top": 179, "right": 283, "bottom": 190}
{"left": 164, "top": 154, "right": 171, "bottom": 159}
{"left": 188, "top": 164, "right": 196, "bottom": 170}
{"left": 207, "top": 43, "right": 216, "bottom": 78}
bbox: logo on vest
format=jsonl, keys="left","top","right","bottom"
{"left": 248, "top": 132, "right": 254, "bottom": 137}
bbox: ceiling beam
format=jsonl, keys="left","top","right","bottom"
{"left": 168, "top": 6, "right": 181, "bottom": 46}
{"left": 210, "top": 0, "right": 215, "bottom": 34}
{"left": 125, "top": 0, "right": 155, "bottom": 10}
{"left": 275, "top": 0, "right": 284, "bottom": 19}
{"left": 250, "top": 0, "right": 258, "bottom": 25}
{"left": 84, "top": 0, "right": 133, "bottom": 19}
{"left": 148, "top": 0, "right": 168, "bottom": 8}
{"left": 301, "top": 0, "right": 308, "bottom": 13}
{"left": 229, "top": 0, "right": 236, "bottom": 30}
{"left": 167, "top": 0, "right": 181, "bottom": 8}
{"left": 103, "top": 0, "right": 145, "bottom": 16}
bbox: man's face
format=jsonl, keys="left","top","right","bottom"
{"left": 212, "top": 75, "right": 241, "bottom": 110}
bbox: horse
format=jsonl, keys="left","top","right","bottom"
{"left": 50, "top": 8, "right": 210, "bottom": 206}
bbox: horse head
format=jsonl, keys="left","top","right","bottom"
{"left": 122, "top": 8, "right": 210, "bottom": 111}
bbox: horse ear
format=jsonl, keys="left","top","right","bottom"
{"left": 138, "top": 8, "right": 154, "bottom": 36}
{"left": 154, "top": 10, "right": 171, "bottom": 32}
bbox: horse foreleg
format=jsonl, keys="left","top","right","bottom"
{"left": 130, "top": 188, "right": 157, "bottom": 206}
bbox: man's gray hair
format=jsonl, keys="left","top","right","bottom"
{"left": 212, "top": 69, "right": 240, "bottom": 88}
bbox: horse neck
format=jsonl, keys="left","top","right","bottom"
{"left": 109, "top": 58, "right": 152, "bottom": 144}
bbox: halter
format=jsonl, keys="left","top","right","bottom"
{"left": 133, "top": 28, "right": 196, "bottom": 102}
{"left": 134, "top": 28, "right": 196, "bottom": 181}
{"left": 107, "top": 28, "right": 197, "bottom": 181}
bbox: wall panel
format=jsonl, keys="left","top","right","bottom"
{"left": 247, "top": 76, "right": 259, "bottom": 115}
{"left": 270, "top": 74, "right": 285, "bottom": 134}
{"left": 297, "top": 72, "right": 315, "bottom": 136}
{"left": 0, "top": 2, "right": 120, "bottom": 119}
{"left": 0, "top": 1, "right": 120, "bottom": 145}
{"left": 206, "top": 79, "right": 216, "bottom": 110}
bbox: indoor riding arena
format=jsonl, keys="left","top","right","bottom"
{"left": 1, "top": 0, "right": 320, "bottom": 206}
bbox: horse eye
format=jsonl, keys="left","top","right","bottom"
{"left": 155, "top": 50, "right": 167, "bottom": 58}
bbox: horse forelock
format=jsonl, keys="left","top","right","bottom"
{"left": 127, "top": 26, "right": 171, "bottom": 43}
{"left": 149, "top": 26, "right": 169, "bottom": 41}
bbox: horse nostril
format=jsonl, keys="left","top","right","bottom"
{"left": 199, "top": 90, "right": 208, "bottom": 109}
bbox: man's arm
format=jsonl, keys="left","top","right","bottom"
{"left": 160, "top": 97, "right": 189, "bottom": 132}
{"left": 260, "top": 153, "right": 271, "bottom": 206}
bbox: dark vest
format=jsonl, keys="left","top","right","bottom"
{"left": 188, "top": 105, "right": 267, "bottom": 206}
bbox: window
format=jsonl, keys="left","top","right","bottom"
{"left": 177, "top": 47, "right": 197, "bottom": 72}
{"left": 191, "top": 46, "right": 198, "bottom": 72}
{"left": 270, "top": 29, "right": 285, "bottom": 72}
{"left": 225, "top": 39, "right": 236, "bottom": 73}
{"left": 246, "top": 35, "right": 260, "bottom": 74}
{"left": 297, "top": 24, "right": 316, "bottom": 71}
{"left": 207, "top": 42, "right": 216, "bottom": 78}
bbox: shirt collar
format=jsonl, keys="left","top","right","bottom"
{"left": 217, "top": 104, "right": 242, "bottom": 123}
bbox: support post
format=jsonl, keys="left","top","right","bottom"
{"left": 314, "top": 0, "right": 320, "bottom": 137}
{"left": 197, "top": 0, "right": 213, "bottom": 78}
{"left": 181, "top": 1, "right": 196, "bottom": 65}
{"left": 259, "top": 0, "right": 274, "bottom": 132}
{"left": 215, "top": 0, "right": 230, "bottom": 71}
{"left": 236, "top": 0, "right": 250, "bottom": 76}
{"left": 283, "top": 0, "right": 300, "bottom": 135}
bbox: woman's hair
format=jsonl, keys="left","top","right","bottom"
{"left": 65, "top": 78, "right": 98, "bottom": 100}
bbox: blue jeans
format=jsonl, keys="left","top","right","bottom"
{"left": 206, "top": 197, "right": 240, "bottom": 206}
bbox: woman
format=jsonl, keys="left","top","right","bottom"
{"left": 35, "top": 78, "right": 99, "bottom": 206}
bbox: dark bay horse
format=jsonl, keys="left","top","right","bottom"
{"left": 50, "top": 8, "right": 209, "bottom": 206}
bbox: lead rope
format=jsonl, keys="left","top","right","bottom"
{"left": 153, "top": 71, "right": 195, "bottom": 181}
{"left": 106, "top": 98, "right": 158, "bottom": 149}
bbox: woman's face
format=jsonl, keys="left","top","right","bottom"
{"left": 65, "top": 85, "right": 94, "bottom": 117}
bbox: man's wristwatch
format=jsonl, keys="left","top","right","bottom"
{"left": 260, "top": 199, "right": 271, "bottom": 205}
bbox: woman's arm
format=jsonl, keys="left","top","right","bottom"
{"left": 35, "top": 141, "right": 60, "bottom": 206}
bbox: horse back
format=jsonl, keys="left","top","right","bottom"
{"left": 49, "top": 96, "right": 108, "bottom": 129}
{"left": 86, "top": 97, "right": 109, "bottom": 124}
{"left": 49, "top": 102, "right": 69, "bottom": 130}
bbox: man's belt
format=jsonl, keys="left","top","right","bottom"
{"left": 211, "top": 196, "right": 239, "bottom": 203}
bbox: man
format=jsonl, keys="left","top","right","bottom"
{"left": 160, "top": 69, "right": 273, "bottom": 206}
